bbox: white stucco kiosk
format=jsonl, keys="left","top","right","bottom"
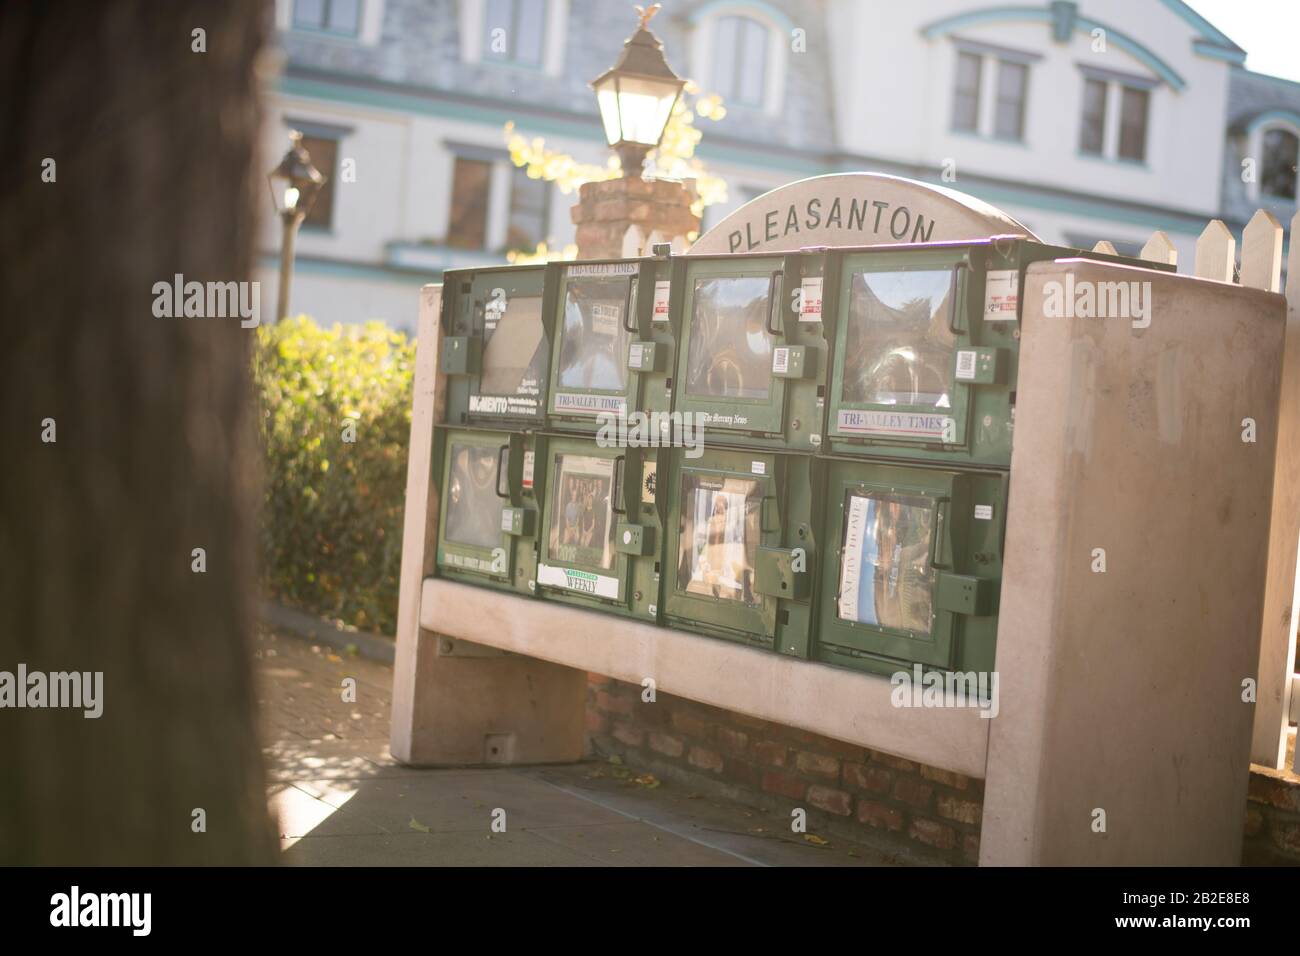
{"left": 391, "top": 174, "right": 1287, "bottom": 865}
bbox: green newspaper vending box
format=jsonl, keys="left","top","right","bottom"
{"left": 815, "top": 458, "right": 1007, "bottom": 676}
{"left": 545, "top": 257, "right": 676, "bottom": 433}
{"left": 441, "top": 264, "right": 551, "bottom": 428}
{"left": 434, "top": 427, "right": 548, "bottom": 596}
{"left": 535, "top": 434, "right": 665, "bottom": 621}
{"left": 823, "top": 238, "right": 1169, "bottom": 467}
{"left": 670, "top": 252, "right": 832, "bottom": 451}
{"left": 663, "top": 446, "right": 821, "bottom": 656}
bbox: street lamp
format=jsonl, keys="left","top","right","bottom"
{"left": 590, "top": 4, "right": 686, "bottom": 179}
{"left": 268, "top": 130, "right": 325, "bottom": 323}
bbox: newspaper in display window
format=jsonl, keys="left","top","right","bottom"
{"left": 677, "top": 472, "right": 762, "bottom": 605}
{"left": 841, "top": 269, "right": 955, "bottom": 411}
{"left": 548, "top": 454, "right": 616, "bottom": 571}
{"left": 685, "top": 276, "right": 775, "bottom": 402}
{"left": 557, "top": 277, "right": 632, "bottom": 394}
{"left": 474, "top": 295, "right": 546, "bottom": 417}
{"left": 837, "top": 492, "right": 935, "bottom": 635}
{"left": 445, "top": 443, "right": 503, "bottom": 550}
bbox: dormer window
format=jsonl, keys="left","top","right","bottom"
{"left": 712, "top": 15, "right": 769, "bottom": 109}
{"left": 293, "top": 0, "right": 361, "bottom": 36}
{"left": 689, "top": 4, "right": 788, "bottom": 117}
{"left": 483, "top": 0, "right": 546, "bottom": 66}
{"left": 1262, "top": 127, "right": 1299, "bottom": 202}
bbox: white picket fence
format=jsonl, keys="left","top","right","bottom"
{"left": 1095, "top": 209, "right": 1299, "bottom": 771}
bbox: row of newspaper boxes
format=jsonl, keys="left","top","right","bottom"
{"left": 434, "top": 427, "right": 1004, "bottom": 676}
{"left": 440, "top": 236, "right": 1150, "bottom": 467}
{"left": 432, "top": 237, "right": 1150, "bottom": 674}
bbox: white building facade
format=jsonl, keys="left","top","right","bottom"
{"left": 260, "top": 0, "right": 1298, "bottom": 330}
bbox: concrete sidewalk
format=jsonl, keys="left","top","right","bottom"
{"left": 257, "top": 627, "right": 911, "bottom": 866}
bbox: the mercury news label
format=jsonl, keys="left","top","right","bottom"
{"left": 837, "top": 409, "right": 950, "bottom": 440}
{"left": 554, "top": 392, "right": 626, "bottom": 415}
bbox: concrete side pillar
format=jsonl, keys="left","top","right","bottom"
{"left": 389, "top": 285, "right": 586, "bottom": 766}
{"left": 981, "top": 259, "right": 1286, "bottom": 864}
{"left": 570, "top": 176, "right": 700, "bottom": 259}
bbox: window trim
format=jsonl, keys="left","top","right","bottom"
{"left": 1245, "top": 114, "right": 1300, "bottom": 208}
{"left": 689, "top": 2, "right": 790, "bottom": 117}
{"left": 1071, "top": 67, "right": 1157, "bottom": 167}
{"left": 946, "top": 42, "right": 1034, "bottom": 144}
{"left": 459, "top": 0, "right": 569, "bottom": 77}
{"left": 279, "top": 0, "right": 384, "bottom": 44}
{"left": 442, "top": 142, "right": 558, "bottom": 254}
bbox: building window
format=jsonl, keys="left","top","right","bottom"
{"left": 713, "top": 15, "right": 768, "bottom": 108}
{"left": 1078, "top": 77, "right": 1107, "bottom": 155}
{"left": 293, "top": 0, "right": 361, "bottom": 35}
{"left": 483, "top": 0, "right": 546, "bottom": 65}
{"left": 993, "top": 60, "right": 1027, "bottom": 141}
{"left": 1118, "top": 86, "right": 1149, "bottom": 162}
{"left": 447, "top": 157, "right": 492, "bottom": 250}
{"left": 952, "top": 51, "right": 982, "bottom": 133}
{"left": 505, "top": 166, "right": 550, "bottom": 252}
{"left": 299, "top": 134, "right": 339, "bottom": 229}
{"left": 1262, "top": 128, "right": 1299, "bottom": 201}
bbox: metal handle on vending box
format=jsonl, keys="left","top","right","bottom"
{"left": 948, "top": 263, "right": 968, "bottom": 336}
{"left": 495, "top": 444, "right": 510, "bottom": 499}
{"left": 611, "top": 455, "right": 627, "bottom": 515}
{"left": 766, "top": 271, "right": 784, "bottom": 337}
{"left": 929, "top": 497, "right": 950, "bottom": 569}
{"left": 622, "top": 276, "right": 638, "bottom": 334}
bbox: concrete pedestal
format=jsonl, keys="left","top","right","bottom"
{"left": 980, "top": 259, "right": 1286, "bottom": 864}
{"left": 388, "top": 285, "right": 586, "bottom": 766}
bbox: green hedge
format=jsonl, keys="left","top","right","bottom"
{"left": 254, "top": 316, "right": 415, "bottom": 636}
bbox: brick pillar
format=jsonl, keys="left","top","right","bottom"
{"left": 570, "top": 176, "right": 700, "bottom": 260}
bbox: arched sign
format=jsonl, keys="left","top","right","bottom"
{"left": 689, "top": 172, "right": 1038, "bottom": 255}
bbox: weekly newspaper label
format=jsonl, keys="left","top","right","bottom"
{"left": 537, "top": 564, "right": 619, "bottom": 598}
{"left": 983, "top": 269, "right": 1019, "bottom": 321}
{"left": 521, "top": 450, "right": 535, "bottom": 490}
{"left": 837, "top": 409, "right": 950, "bottom": 440}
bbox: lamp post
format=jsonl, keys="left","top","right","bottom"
{"left": 268, "top": 130, "right": 325, "bottom": 323}
{"left": 590, "top": 4, "right": 685, "bottom": 178}
{"left": 571, "top": 5, "right": 698, "bottom": 259}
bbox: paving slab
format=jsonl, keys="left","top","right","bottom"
{"left": 260, "top": 623, "right": 908, "bottom": 867}
{"left": 281, "top": 830, "right": 603, "bottom": 867}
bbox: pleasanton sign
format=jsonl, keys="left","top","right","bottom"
{"left": 689, "top": 172, "right": 1038, "bottom": 255}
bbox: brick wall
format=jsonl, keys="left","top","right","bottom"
{"left": 1244, "top": 762, "right": 1300, "bottom": 865}
{"left": 585, "top": 674, "right": 984, "bottom": 865}
{"left": 587, "top": 676, "right": 1300, "bottom": 866}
